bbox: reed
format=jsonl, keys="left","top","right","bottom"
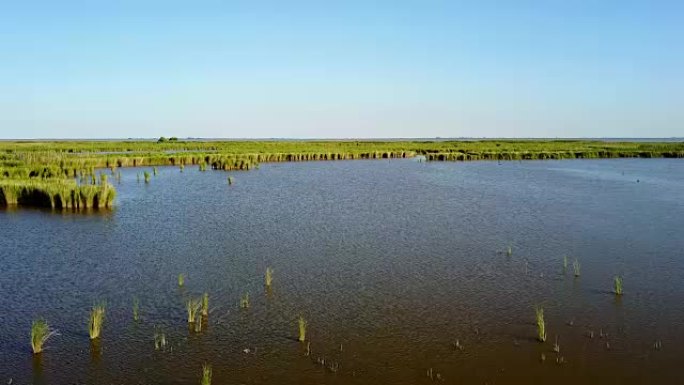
{"left": 89, "top": 304, "right": 106, "bottom": 340}
{"left": 535, "top": 306, "right": 546, "bottom": 342}
{"left": 265, "top": 267, "right": 273, "bottom": 288}
{"left": 199, "top": 162, "right": 207, "bottom": 172}
{"left": 573, "top": 259, "right": 581, "bottom": 277}
{"left": 143, "top": 171, "right": 151, "bottom": 183}
{"left": 153, "top": 167, "right": 158, "bottom": 176}
{"left": 179, "top": 164, "right": 184, "bottom": 172}
{"left": 201, "top": 292, "right": 209, "bottom": 316}
{"left": 507, "top": 245, "right": 512, "bottom": 257}
{"left": 298, "top": 316, "right": 307, "bottom": 342}
{"left": 201, "top": 363, "right": 212, "bottom": 385}
{"left": 178, "top": 273, "right": 185, "bottom": 287}
{"left": 31, "top": 319, "right": 58, "bottom": 354}
{"left": 614, "top": 276, "right": 623, "bottom": 295}
{"left": 186, "top": 297, "right": 202, "bottom": 323}
{"left": 227, "top": 176, "right": 234, "bottom": 185}
{"left": 132, "top": 297, "right": 140, "bottom": 321}
{"left": 563, "top": 256, "right": 568, "bottom": 272}
{"left": 240, "top": 293, "right": 250, "bottom": 309}
{"left": 154, "top": 327, "right": 167, "bottom": 350}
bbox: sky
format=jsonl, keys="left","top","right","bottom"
{"left": 0, "top": 1, "right": 682, "bottom": 139}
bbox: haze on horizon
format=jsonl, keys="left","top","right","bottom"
{"left": 0, "top": 1, "right": 682, "bottom": 140}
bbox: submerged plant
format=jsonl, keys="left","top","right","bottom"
{"left": 194, "top": 314, "right": 203, "bottom": 333}
{"left": 153, "top": 167, "right": 158, "bottom": 176}
{"left": 227, "top": 176, "right": 234, "bottom": 185}
{"left": 178, "top": 273, "right": 185, "bottom": 287}
{"left": 573, "top": 259, "right": 581, "bottom": 277}
{"left": 133, "top": 297, "right": 140, "bottom": 321}
{"left": 201, "top": 292, "right": 209, "bottom": 316}
{"left": 265, "top": 267, "right": 273, "bottom": 288}
{"left": 186, "top": 297, "right": 202, "bottom": 323}
{"left": 240, "top": 293, "right": 250, "bottom": 309}
{"left": 31, "top": 319, "right": 58, "bottom": 354}
{"left": 535, "top": 306, "right": 546, "bottom": 342}
{"left": 154, "top": 327, "right": 167, "bottom": 350}
{"left": 179, "top": 164, "right": 185, "bottom": 172}
{"left": 201, "top": 363, "right": 212, "bottom": 385}
{"left": 143, "top": 171, "right": 151, "bottom": 183}
{"left": 614, "top": 276, "right": 623, "bottom": 295}
{"left": 89, "top": 304, "right": 106, "bottom": 340}
{"left": 298, "top": 316, "right": 307, "bottom": 342}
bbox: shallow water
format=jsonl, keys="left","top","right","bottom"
{"left": 1, "top": 158, "right": 683, "bottom": 385}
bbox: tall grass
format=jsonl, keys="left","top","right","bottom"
{"left": 143, "top": 171, "right": 151, "bottom": 183}
{"left": 298, "top": 316, "right": 307, "bottom": 342}
{"left": 535, "top": 306, "right": 546, "bottom": 342}
{"left": 31, "top": 319, "right": 58, "bottom": 354}
{"left": 154, "top": 327, "right": 167, "bottom": 351}
{"left": 178, "top": 273, "right": 185, "bottom": 287}
{"left": 240, "top": 293, "right": 250, "bottom": 309}
{"left": 89, "top": 304, "right": 106, "bottom": 340}
{"left": 201, "top": 292, "right": 209, "bottom": 316}
{"left": 563, "top": 256, "right": 568, "bottom": 272}
{"left": 265, "top": 267, "right": 273, "bottom": 288}
{"left": 186, "top": 297, "right": 202, "bottom": 323}
{"left": 132, "top": 297, "right": 140, "bottom": 321}
{"left": 227, "top": 176, "right": 234, "bottom": 185}
{"left": 614, "top": 276, "right": 623, "bottom": 295}
{"left": 573, "top": 259, "right": 581, "bottom": 277}
{"left": 201, "top": 363, "right": 212, "bottom": 385}
{"left": 153, "top": 167, "right": 158, "bottom": 176}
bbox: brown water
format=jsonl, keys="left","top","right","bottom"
{"left": 1, "top": 158, "right": 683, "bottom": 385}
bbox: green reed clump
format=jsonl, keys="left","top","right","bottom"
{"left": 227, "top": 176, "right": 234, "bottom": 185}
{"left": 187, "top": 297, "right": 202, "bottom": 323}
{"left": 265, "top": 267, "right": 273, "bottom": 288}
{"left": 573, "top": 259, "right": 581, "bottom": 277}
{"left": 563, "top": 256, "right": 568, "bottom": 272}
{"left": 89, "top": 304, "right": 106, "bottom": 340}
{"left": 240, "top": 293, "right": 250, "bottom": 309}
{"left": 179, "top": 164, "right": 184, "bottom": 172}
{"left": 298, "top": 316, "right": 307, "bottom": 342}
{"left": 153, "top": 167, "right": 158, "bottom": 176}
{"left": 614, "top": 276, "right": 623, "bottom": 295}
{"left": 154, "top": 327, "right": 167, "bottom": 351}
{"left": 31, "top": 319, "right": 58, "bottom": 354}
{"left": 194, "top": 313, "right": 203, "bottom": 333}
{"left": 201, "top": 363, "right": 212, "bottom": 385}
{"left": 535, "top": 306, "right": 546, "bottom": 342}
{"left": 199, "top": 162, "right": 207, "bottom": 172}
{"left": 143, "top": 171, "right": 151, "bottom": 183}
{"left": 133, "top": 297, "right": 140, "bottom": 321}
{"left": 178, "top": 273, "right": 185, "bottom": 287}
{"left": 201, "top": 292, "right": 209, "bottom": 316}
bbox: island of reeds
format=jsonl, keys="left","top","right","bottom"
{"left": 1, "top": 139, "right": 682, "bottom": 211}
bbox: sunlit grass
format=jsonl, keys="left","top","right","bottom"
{"left": 186, "top": 297, "right": 202, "bottom": 323}
{"left": 614, "top": 276, "right": 623, "bottom": 295}
{"left": 298, "top": 316, "right": 307, "bottom": 342}
{"left": 240, "top": 293, "right": 250, "bottom": 309}
{"left": 143, "top": 171, "right": 151, "bottom": 183}
{"left": 201, "top": 363, "right": 212, "bottom": 385}
{"left": 178, "top": 273, "right": 185, "bottom": 287}
{"left": 89, "top": 304, "right": 106, "bottom": 340}
{"left": 535, "top": 306, "right": 546, "bottom": 342}
{"left": 31, "top": 319, "right": 58, "bottom": 354}
{"left": 202, "top": 292, "right": 209, "bottom": 316}
{"left": 132, "top": 297, "right": 140, "bottom": 321}
{"left": 154, "top": 327, "right": 167, "bottom": 351}
{"left": 265, "top": 267, "right": 273, "bottom": 288}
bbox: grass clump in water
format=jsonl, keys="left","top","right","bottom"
{"left": 227, "top": 176, "right": 234, "bottom": 185}
{"left": 573, "top": 259, "right": 581, "bottom": 277}
{"left": 143, "top": 171, "right": 151, "bottom": 183}
{"left": 240, "top": 293, "right": 250, "bottom": 309}
{"left": 535, "top": 306, "right": 546, "bottom": 342}
{"left": 31, "top": 319, "right": 58, "bottom": 354}
{"left": 201, "top": 292, "right": 209, "bottom": 316}
{"left": 89, "top": 304, "right": 106, "bottom": 340}
{"left": 178, "top": 273, "right": 185, "bottom": 287}
{"left": 201, "top": 363, "right": 212, "bottom": 385}
{"left": 153, "top": 167, "right": 158, "bottom": 176}
{"left": 614, "top": 276, "right": 623, "bottom": 295}
{"left": 265, "top": 267, "right": 273, "bottom": 288}
{"left": 154, "top": 327, "right": 167, "bottom": 351}
{"left": 132, "top": 297, "right": 140, "bottom": 321}
{"left": 298, "top": 316, "right": 307, "bottom": 342}
{"left": 186, "top": 297, "right": 202, "bottom": 323}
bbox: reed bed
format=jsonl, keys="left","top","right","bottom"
{"left": 31, "top": 319, "right": 58, "bottom": 354}
{"left": 186, "top": 297, "right": 202, "bottom": 323}
{"left": 89, "top": 304, "right": 106, "bottom": 340}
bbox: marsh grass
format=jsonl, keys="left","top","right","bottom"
{"left": 179, "top": 164, "right": 184, "bottom": 172}
{"left": 535, "top": 306, "right": 546, "bottom": 342}
{"left": 194, "top": 314, "right": 203, "bottom": 333}
{"left": 228, "top": 176, "right": 234, "bottom": 185}
{"left": 143, "top": 171, "right": 151, "bottom": 183}
{"left": 31, "top": 319, "right": 58, "bottom": 354}
{"left": 178, "top": 273, "right": 185, "bottom": 287}
{"left": 199, "top": 163, "right": 207, "bottom": 172}
{"left": 298, "top": 316, "right": 307, "bottom": 342}
{"left": 240, "top": 293, "right": 250, "bottom": 309}
{"left": 132, "top": 297, "right": 140, "bottom": 321}
{"left": 201, "top": 363, "right": 212, "bottom": 385}
{"left": 89, "top": 304, "right": 106, "bottom": 340}
{"left": 563, "top": 256, "right": 568, "bottom": 273}
{"left": 507, "top": 245, "right": 512, "bottom": 257}
{"left": 154, "top": 327, "right": 167, "bottom": 351}
{"left": 614, "top": 276, "right": 623, "bottom": 295}
{"left": 201, "top": 292, "right": 209, "bottom": 316}
{"left": 153, "top": 167, "right": 158, "bottom": 176}
{"left": 573, "top": 259, "right": 581, "bottom": 277}
{"left": 265, "top": 267, "right": 273, "bottom": 288}
{"left": 186, "top": 297, "right": 202, "bottom": 323}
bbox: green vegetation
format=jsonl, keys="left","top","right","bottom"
{"left": 265, "top": 267, "right": 273, "bottom": 288}
{"left": 298, "top": 316, "right": 307, "bottom": 342}
{"left": 240, "top": 293, "right": 250, "bottom": 309}
{"left": 201, "top": 363, "right": 212, "bottom": 385}
{"left": 2, "top": 139, "right": 681, "bottom": 211}
{"left": 563, "top": 256, "right": 568, "bottom": 272}
{"left": 143, "top": 171, "right": 151, "bottom": 183}
{"left": 132, "top": 297, "right": 140, "bottom": 321}
{"left": 89, "top": 304, "right": 106, "bottom": 340}
{"left": 153, "top": 167, "right": 158, "bottom": 176}
{"left": 201, "top": 292, "right": 209, "bottom": 317}
{"left": 154, "top": 327, "right": 166, "bottom": 351}
{"left": 573, "top": 259, "right": 581, "bottom": 277}
{"left": 614, "top": 276, "right": 623, "bottom": 295}
{"left": 31, "top": 319, "right": 58, "bottom": 354}
{"left": 535, "top": 306, "right": 546, "bottom": 342}
{"left": 227, "top": 176, "right": 234, "bottom": 185}
{"left": 186, "top": 297, "right": 202, "bottom": 323}
{"left": 178, "top": 273, "right": 185, "bottom": 287}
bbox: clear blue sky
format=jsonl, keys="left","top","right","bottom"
{"left": 1, "top": 1, "right": 681, "bottom": 139}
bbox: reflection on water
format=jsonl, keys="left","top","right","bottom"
{"left": 1, "top": 158, "right": 683, "bottom": 384}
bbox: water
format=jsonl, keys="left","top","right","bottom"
{"left": 1, "top": 159, "right": 683, "bottom": 385}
